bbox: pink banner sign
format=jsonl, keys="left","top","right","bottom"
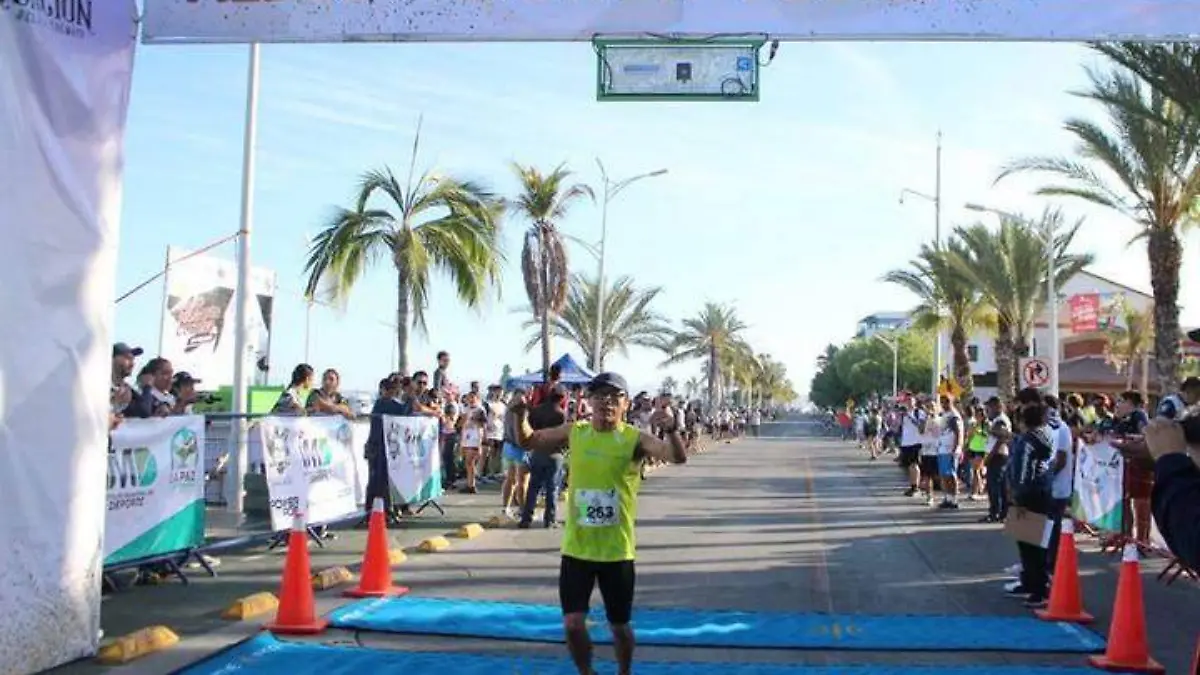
{"left": 1069, "top": 294, "right": 1101, "bottom": 333}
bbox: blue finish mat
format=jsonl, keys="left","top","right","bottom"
{"left": 327, "top": 596, "right": 1105, "bottom": 653}
{"left": 182, "top": 633, "right": 1104, "bottom": 675}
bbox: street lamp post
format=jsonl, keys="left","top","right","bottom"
{"left": 874, "top": 332, "right": 900, "bottom": 397}
{"left": 964, "top": 203, "right": 1059, "bottom": 394}
{"left": 592, "top": 160, "right": 668, "bottom": 372}
{"left": 899, "top": 130, "right": 943, "bottom": 395}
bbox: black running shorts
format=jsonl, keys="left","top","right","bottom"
{"left": 559, "top": 555, "right": 636, "bottom": 625}
{"left": 919, "top": 455, "right": 940, "bottom": 479}
{"left": 899, "top": 444, "right": 921, "bottom": 468}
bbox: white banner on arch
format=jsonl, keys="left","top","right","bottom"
{"left": 144, "top": 0, "right": 1200, "bottom": 44}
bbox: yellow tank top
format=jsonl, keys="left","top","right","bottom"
{"left": 561, "top": 421, "right": 642, "bottom": 562}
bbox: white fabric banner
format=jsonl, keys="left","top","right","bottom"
{"left": 259, "top": 416, "right": 361, "bottom": 531}
{"left": 0, "top": 1, "right": 137, "bottom": 672}
{"left": 383, "top": 416, "right": 443, "bottom": 503}
{"left": 105, "top": 417, "right": 207, "bottom": 565}
{"left": 144, "top": 0, "right": 1200, "bottom": 43}
{"left": 160, "top": 246, "right": 276, "bottom": 387}
{"left": 1072, "top": 440, "right": 1124, "bottom": 533}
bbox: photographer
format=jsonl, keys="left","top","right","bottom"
{"left": 1142, "top": 414, "right": 1200, "bottom": 570}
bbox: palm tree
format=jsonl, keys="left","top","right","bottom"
{"left": 663, "top": 303, "right": 748, "bottom": 409}
{"left": 883, "top": 239, "right": 993, "bottom": 399}
{"left": 509, "top": 164, "right": 594, "bottom": 376}
{"left": 1104, "top": 299, "right": 1155, "bottom": 393}
{"left": 518, "top": 274, "right": 673, "bottom": 370}
{"left": 683, "top": 376, "right": 702, "bottom": 401}
{"left": 661, "top": 377, "right": 678, "bottom": 395}
{"left": 303, "top": 126, "right": 503, "bottom": 374}
{"left": 754, "top": 355, "right": 789, "bottom": 408}
{"left": 1091, "top": 43, "right": 1200, "bottom": 119}
{"left": 996, "top": 64, "right": 1200, "bottom": 391}
{"left": 949, "top": 210, "right": 1094, "bottom": 400}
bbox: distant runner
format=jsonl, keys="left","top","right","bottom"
{"left": 513, "top": 371, "right": 687, "bottom": 675}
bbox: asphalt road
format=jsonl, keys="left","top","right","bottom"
{"left": 51, "top": 435, "right": 1199, "bottom": 674}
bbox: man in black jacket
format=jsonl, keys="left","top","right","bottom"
{"left": 519, "top": 386, "right": 567, "bottom": 529}
{"left": 1144, "top": 415, "right": 1200, "bottom": 570}
{"left": 1005, "top": 397, "right": 1055, "bottom": 608}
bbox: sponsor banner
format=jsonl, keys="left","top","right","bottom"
{"left": 105, "top": 417, "right": 207, "bottom": 565}
{"left": 383, "top": 416, "right": 443, "bottom": 503}
{"left": 1067, "top": 293, "right": 1101, "bottom": 333}
{"left": 1072, "top": 440, "right": 1123, "bottom": 533}
{"left": 144, "top": 0, "right": 1200, "bottom": 44}
{"left": 1, "top": 0, "right": 138, "bottom": 669}
{"left": 259, "top": 416, "right": 361, "bottom": 531}
{"left": 160, "top": 246, "right": 276, "bottom": 387}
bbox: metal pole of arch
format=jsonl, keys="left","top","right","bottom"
{"left": 228, "top": 42, "right": 260, "bottom": 515}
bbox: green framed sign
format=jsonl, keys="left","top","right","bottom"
{"left": 594, "top": 37, "right": 765, "bottom": 102}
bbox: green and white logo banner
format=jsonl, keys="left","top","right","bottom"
{"left": 383, "top": 416, "right": 443, "bottom": 503}
{"left": 259, "top": 416, "right": 360, "bottom": 531}
{"left": 1072, "top": 440, "right": 1124, "bottom": 533}
{"left": 105, "top": 416, "right": 206, "bottom": 566}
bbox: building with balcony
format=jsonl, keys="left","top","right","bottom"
{"left": 856, "top": 311, "right": 912, "bottom": 339}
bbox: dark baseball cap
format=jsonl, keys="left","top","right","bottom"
{"left": 173, "top": 371, "right": 201, "bottom": 386}
{"left": 1182, "top": 376, "right": 1200, "bottom": 391}
{"left": 589, "top": 372, "right": 629, "bottom": 395}
{"left": 1188, "top": 328, "right": 1200, "bottom": 343}
{"left": 113, "top": 342, "right": 143, "bottom": 358}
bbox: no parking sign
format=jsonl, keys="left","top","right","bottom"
{"left": 1018, "top": 357, "right": 1051, "bottom": 390}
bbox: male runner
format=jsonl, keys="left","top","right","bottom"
{"left": 513, "top": 372, "right": 687, "bottom": 675}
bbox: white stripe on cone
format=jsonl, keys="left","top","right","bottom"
{"left": 372, "top": 497, "right": 385, "bottom": 513}
{"left": 1061, "top": 518, "right": 1074, "bottom": 535}
{"left": 1121, "top": 542, "right": 1139, "bottom": 563}
{"left": 292, "top": 513, "right": 306, "bottom": 532}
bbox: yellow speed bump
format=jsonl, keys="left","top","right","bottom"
{"left": 456, "top": 523, "right": 485, "bottom": 539}
{"left": 221, "top": 591, "right": 279, "bottom": 620}
{"left": 311, "top": 566, "right": 354, "bottom": 590}
{"left": 388, "top": 548, "right": 408, "bottom": 566}
{"left": 95, "top": 626, "right": 179, "bottom": 665}
{"left": 417, "top": 535, "right": 451, "bottom": 552}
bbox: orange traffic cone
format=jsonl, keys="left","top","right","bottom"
{"left": 344, "top": 498, "right": 409, "bottom": 598}
{"left": 265, "top": 514, "right": 329, "bottom": 635}
{"left": 1036, "top": 518, "right": 1093, "bottom": 624}
{"left": 1088, "top": 544, "right": 1164, "bottom": 674}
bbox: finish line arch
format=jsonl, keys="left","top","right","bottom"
{"left": 144, "top": 0, "right": 1200, "bottom": 44}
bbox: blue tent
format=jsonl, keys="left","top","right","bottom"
{"left": 507, "top": 353, "right": 594, "bottom": 388}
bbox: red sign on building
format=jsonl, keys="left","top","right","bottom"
{"left": 1068, "top": 293, "right": 1101, "bottom": 333}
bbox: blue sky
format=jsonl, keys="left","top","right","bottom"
{"left": 114, "top": 39, "right": 1200, "bottom": 398}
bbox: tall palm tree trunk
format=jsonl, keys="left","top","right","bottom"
{"left": 538, "top": 226, "right": 552, "bottom": 376}
{"left": 706, "top": 349, "right": 718, "bottom": 410}
{"left": 396, "top": 269, "right": 411, "bottom": 374}
{"left": 1147, "top": 228, "right": 1183, "bottom": 391}
{"left": 950, "top": 324, "right": 973, "bottom": 399}
{"left": 994, "top": 321, "right": 1016, "bottom": 402}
